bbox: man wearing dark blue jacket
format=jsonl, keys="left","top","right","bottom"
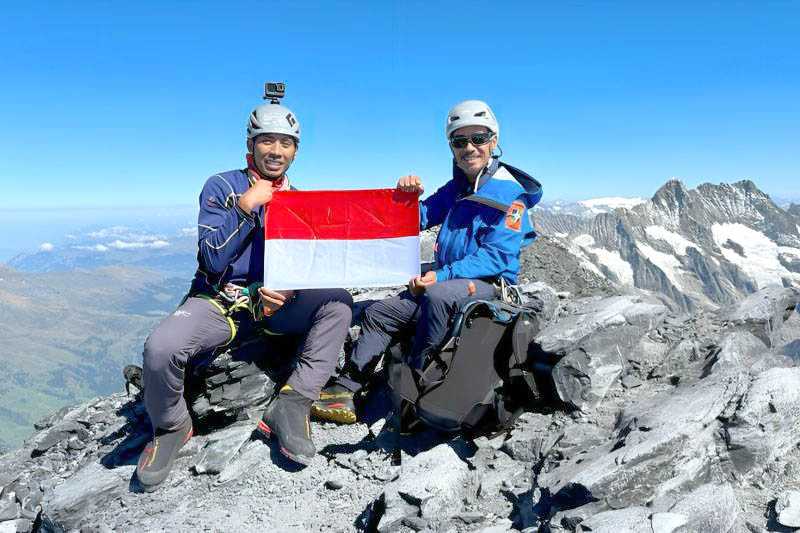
{"left": 312, "top": 100, "right": 542, "bottom": 424}
{"left": 136, "top": 93, "right": 353, "bottom": 490}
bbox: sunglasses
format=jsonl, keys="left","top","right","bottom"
{"left": 449, "top": 131, "right": 495, "bottom": 149}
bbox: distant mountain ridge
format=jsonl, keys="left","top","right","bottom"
{"left": 534, "top": 179, "right": 800, "bottom": 311}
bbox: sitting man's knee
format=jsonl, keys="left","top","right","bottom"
{"left": 421, "top": 282, "right": 451, "bottom": 305}
{"left": 325, "top": 300, "right": 353, "bottom": 324}
{"left": 143, "top": 329, "right": 185, "bottom": 373}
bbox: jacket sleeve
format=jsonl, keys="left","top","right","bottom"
{"left": 197, "top": 176, "right": 257, "bottom": 275}
{"left": 419, "top": 181, "right": 455, "bottom": 230}
{"left": 433, "top": 200, "right": 526, "bottom": 282}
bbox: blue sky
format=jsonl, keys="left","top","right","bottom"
{"left": 1, "top": 1, "right": 798, "bottom": 209}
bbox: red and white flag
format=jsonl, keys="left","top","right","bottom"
{"left": 263, "top": 189, "right": 420, "bottom": 290}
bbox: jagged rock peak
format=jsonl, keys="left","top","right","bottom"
{"left": 695, "top": 179, "right": 775, "bottom": 206}
{"left": 651, "top": 178, "right": 689, "bottom": 208}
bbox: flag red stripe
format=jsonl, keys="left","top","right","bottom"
{"left": 264, "top": 189, "right": 419, "bottom": 240}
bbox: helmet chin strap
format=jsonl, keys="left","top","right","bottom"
{"left": 246, "top": 153, "right": 287, "bottom": 189}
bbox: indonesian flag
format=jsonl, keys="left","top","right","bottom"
{"left": 263, "top": 189, "right": 420, "bottom": 290}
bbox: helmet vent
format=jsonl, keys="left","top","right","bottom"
{"left": 475, "top": 111, "right": 486, "bottom": 117}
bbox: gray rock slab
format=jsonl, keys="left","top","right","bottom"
{"left": 377, "top": 443, "right": 472, "bottom": 531}
{"left": 193, "top": 423, "right": 253, "bottom": 475}
{"left": 668, "top": 482, "right": 738, "bottom": 533}
{"left": 536, "top": 295, "right": 667, "bottom": 354}
{"left": 552, "top": 345, "right": 623, "bottom": 410}
{"left": 709, "top": 331, "right": 769, "bottom": 375}
{"left": 473, "top": 449, "right": 528, "bottom": 501}
{"left": 215, "top": 440, "right": 270, "bottom": 485}
{"left": 0, "top": 499, "right": 19, "bottom": 521}
{"left": 650, "top": 512, "right": 688, "bottom": 533}
{"left": 471, "top": 518, "right": 514, "bottom": 532}
{"left": 539, "top": 370, "right": 747, "bottom": 510}
{"left": 0, "top": 519, "right": 33, "bottom": 533}
{"left": 724, "top": 286, "right": 800, "bottom": 346}
{"left": 43, "top": 461, "right": 135, "bottom": 530}
{"left": 553, "top": 422, "right": 608, "bottom": 457}
{"left": 725, "top": 367, "right": 800, "bottom": 475}
{"left": 500, "top": 413, "right": 556, "bottom": 462}
{"left": 538, "top": 295, "right": 667, "bottom": 409}
{"left": 775, "top": 490, "right": 800, "bottom": 528}
{"left": 579, "top": 506, "right": 651, "bottom": 532}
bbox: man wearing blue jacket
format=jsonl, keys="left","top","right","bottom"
{"left": 312, "top": 100, "right": 542, "bottom": 424}
{"left": 136, "top": 93, "right": 353, "bottom": 490}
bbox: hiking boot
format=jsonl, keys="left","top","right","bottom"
{"left": 311, "top": 383, "right": 357, "bottom": 424}
{"left": 136, "top": 416, "right": 193, "bottom": 491}
{"left": 256, "top": 385, "right": 315, "bottom": 465}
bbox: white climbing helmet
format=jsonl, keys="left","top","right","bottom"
{"left": 247, "top": 103, "right": 301, "bottom": 143}
{"left": 445, "top": 100, "right": 499, "bottom": 141}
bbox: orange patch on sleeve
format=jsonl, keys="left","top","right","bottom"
{"left": 505, "top": 201, "right": 525, "bottom": 232}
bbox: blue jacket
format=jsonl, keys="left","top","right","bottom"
{"left": 189, "top": 169, "right": 266, "bottom": 295}
{"left": 421, "top": 158, "right": 542, "bottom": 284}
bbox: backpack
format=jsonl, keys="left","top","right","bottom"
{"left": 386, "top": 298, "right": 550, "bottom": 433}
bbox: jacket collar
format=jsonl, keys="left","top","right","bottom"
{"left": 451, "top": 156, "right": 500, "bottom": 194}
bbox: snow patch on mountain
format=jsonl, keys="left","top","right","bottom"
{"left": 572, "top": 234, "right": 634, "bottom": 285}
{"left": 712, "top": 223, "right": 800, "bottom": 288}
{"left": 565, "top": 235, "right": 608, "bottom": 279}
{"left": 636, "top": 241, "right": 684, "bottom": 289}
{"left": 579, "top": 197, "right": 646, "bottom": 213}
{"left": 779, "top": 247, "right": 800, "bottom": 259}
{"left": 645, "top": 226, "right": 699, "bottom": 256}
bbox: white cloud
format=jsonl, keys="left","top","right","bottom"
{"left": 107, "top": 239, "right": 170, "bottom": 250}
{"left": 39, "top": 242, "right": 54, "bottom": 252}
{"left": 180, "top": 227, "right": 198, "bottom": 237}
{"left": 87, "top": 226, "right": 165, "bottom": 243}
{"left": 74, "top": 244, "right": 109, "bottom": 252}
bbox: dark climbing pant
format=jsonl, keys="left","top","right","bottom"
{"left": 349, "top": 278, "right": 496, "bottom": 374}
{"left": 142, "top": 289, "right": 352, "bottom": 431}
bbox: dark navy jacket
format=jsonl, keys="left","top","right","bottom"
{"left": 421, "top": 158, "right": 543, "bottom": 284}
{"left": 189, "top": 169, "right": 266, "bottom": 295}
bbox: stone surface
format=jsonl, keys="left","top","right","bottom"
{"left": 668, "top": 482, "right": 738, "bottom": 533}
{"left": 650, "top": 512, "right": 688, "bottom": 533}
{"left": 2, "top": 266, "right": 800, "bottom": 532}
{"left": 579, "top": 506, "right": 650, "bottom": 532}
{"left": 724, "top": 287, "right": 800, "bottom": 346}
{"left": 377, "top": 444, "right": 472, "bottom": 531}
{"left": 43, "top": 462, "right": 135, "bottom": 530}
{"left": 500, "top": 413, "right": 556, "bottom": 462}
{"left": 775, "top": 490, "right": 800, "bottom": 528}
{"left": 537, "top": 295, "right": 668, "bottom": 409}
{"left": 725, "top": 367, "right": 800, "bottom": 475}
{"left": 0, "top": 499, "right": 19, "bottom": 521}
{"left": 193, "top": 423, "right": 253, "bottom": 475}
{"left": 539, "top": 369, "right": 747, "bottom": 512}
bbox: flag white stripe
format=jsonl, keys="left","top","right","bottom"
{"left": 264, "top": 236, "right": 420, "bottom": 290}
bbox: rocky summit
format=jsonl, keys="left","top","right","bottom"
{"left": 0, "top": 281, "right": 797, "bottom": 532}
{"left": 1, "top": 179, "right": 800, "bottom": 532}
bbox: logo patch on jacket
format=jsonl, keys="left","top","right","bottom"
{"left": 505, "top": 201, "right": 525, "bottom": 232}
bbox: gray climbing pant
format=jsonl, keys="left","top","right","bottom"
{"left": 142, "top": 289, "right": 352, "bottom": 431}
{"left": 349, "top": 278, "right": 496, "bottom": 374}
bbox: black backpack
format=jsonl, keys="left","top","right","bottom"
{"left": 387, "top": 298, "right": 550, "bottom": 433}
